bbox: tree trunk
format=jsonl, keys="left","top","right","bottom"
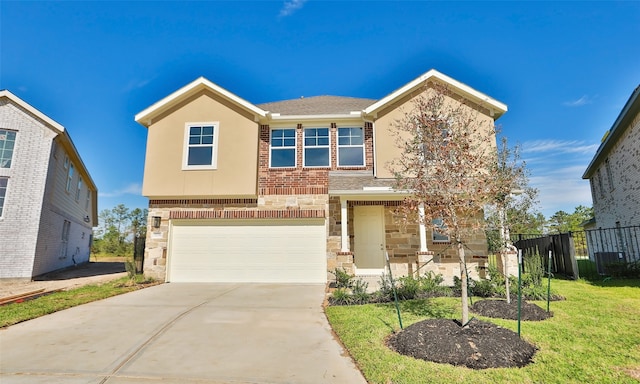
{"left": 458, "top": 240, "right": 469, "bottom": 327}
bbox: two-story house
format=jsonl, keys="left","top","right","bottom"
{"left": 583, "top": 85, "right": 640, "bottom": 228}
{"left": 136, "top": 69, "right": 507, "bottom": 284}
{"left": 0, "top": 90, "right": 98, "bottom": 280}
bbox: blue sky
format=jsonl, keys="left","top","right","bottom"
{"left": 1, "top": 1, "right": 639, "bottom": 219}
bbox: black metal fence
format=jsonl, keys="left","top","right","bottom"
{"left": 133, "top": 236, "right": 145, "bottom": 274}
{"left": 511, "top": 225, "right": 640, "bottom": 280}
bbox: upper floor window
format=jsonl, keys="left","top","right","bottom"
{"left": 337, "top": 127, "right": 364, "bottom": 167}
{"left": 605, "top": 158, "right": 614, "bottom": 191}
{"left": 432, "top": 218, "right": 450, "bottom": 242}
{"left": 0, "top": 177, "right": 7, "bottom": 217}
{"left": 66, "top": 163, "right": 74, "bottom": 192}
{"left": 85, "top": 189, "right": 91, "bottom": 210}
{"left": 303, "top": 128, "right": 330, "bottom": 167}
{"left": 0, "top": 129, "right": 17, "bottom": 168}
{"left": 184, "top": 123, "right": 219, "bottom": 169}
{"left": 76, "top": 177, "right": 83, "bottom": 201}
{"left": 270, "top": 128, "right": 296, "bottom": 168}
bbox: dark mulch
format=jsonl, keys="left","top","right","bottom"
{"left": 471, "top": 299, "right": 552, "bottom": 321}
{"left": 388, "top": 318, "right": 536, "bottom": 369}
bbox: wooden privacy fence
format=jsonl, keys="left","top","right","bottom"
{"left": 512, "top": 233, "right": 580, "bottom": 280}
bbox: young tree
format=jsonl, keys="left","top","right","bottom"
{"left": 389, "top": 84, "right": 509, "bottom": 326}
{"left": 487, "top": 137, "right": 539, "bottom": 302}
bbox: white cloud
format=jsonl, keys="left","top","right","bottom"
{"left": 279, "top": 0, "right": 308, "bottom": 18}
{"left": 522, "top": 140, "right": 599, "bottom": 155}
{"left": 99, "top": 183, "right": 142, "bottom": 198}
{"left": 563, "top": 95, "right": 593, "bottom": 107}
{"left": 122, "top": 77, "right": 154, "bottom": 92}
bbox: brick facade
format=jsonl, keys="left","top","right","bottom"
{"left": 0, "top": 95, "right": 94, "bottom": 280}
{"left": 590, "top": 109, "right": 640, "bottom": 228}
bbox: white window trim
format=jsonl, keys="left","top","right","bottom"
{"left": 337, "top": 126, "right": 365, "bottom": 167}
{"left": 182, "top": 122, "right": 219, "bottom": 170}
{"left": 0, "top": 129, "right": 17, "bottom": 169}
{"left": 303, "top": 127, "right": 331, "bottom": 168}
{"left": 0, "top": 176, "right": 8, "bottom": 219}
{"left": 269, "top": 128, "right": 297, "bottom": 168}
{"left": 76, "top": 177, "right": 82, "bottom": 201}
{"left": 66, "top": 163, "right": 74, "bottom": 193}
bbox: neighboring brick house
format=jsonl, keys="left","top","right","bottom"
{"left": 135, "top": 69, "right": 507, "bottom": 284}
{"left": 0, "top": 90, "right": 98, "bottom": 280}
{"left": 583, "top": 85, "right": 640, "bottom": 228}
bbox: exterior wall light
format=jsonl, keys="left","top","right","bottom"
{"left": 152, "top": 216, "right": 161, "bottom": 228}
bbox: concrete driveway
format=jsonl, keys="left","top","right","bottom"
{"left": 0, "top": 283, "right": 367, "bottom": 384}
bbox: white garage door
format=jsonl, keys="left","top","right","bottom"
{"left": 168, "top": 219, "right": 327, "bottom": 283}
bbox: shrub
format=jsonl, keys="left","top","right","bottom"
{"left": 471, "top": 279, "right": 496, "bottom": 297}
{"left": 330, "top": 268, "right": 354, "bottom": 288}
{"left": 329, "top": 288, "right": 352, "bottom": 305}
{"left": 605, "top": 261, "right": 640, "bottom": 278}
{"left": 350, "top": 279, "right": 370, "bottom": 305}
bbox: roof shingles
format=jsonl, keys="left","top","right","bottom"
{"left": 258, "top": 96, "right": 375, "bottom": 116}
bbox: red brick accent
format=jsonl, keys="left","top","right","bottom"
{"left": 258, "top": 124, "right": 330, "bottom": 192}
{"left": 170, "top": 209, "right": 326, "bottom": 220}
{"left": 349, "top": 201, "right": 403, "bottom": 207}
{"left": 337, "top": 251, "right": 353, "bottom": 255}
{"left": 258, "top": 121, "right": 375, "bottom": 193}
{"left": 149, "top": 199, "right": 257, "bottom": 208}
{"left": 258, "top": 186, "right": 328, "bottom": 195}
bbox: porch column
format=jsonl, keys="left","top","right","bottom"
{"left": 418, "top": 203, "right": 428, "bottom": 252}
{"left": 340, "top": 198, "right": 350, "bottom": 252}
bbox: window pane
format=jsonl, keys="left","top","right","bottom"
{"left": 284, "top": 129, "right": 295, "bottom": 137}
{"left": 190, "top": 126, "right": 201, "bottom": 135}
{"left": 284, "top": 138, "right": 295, "bottom": 147}
{"left": 305, "top": 137, "right": 315, "bottom": 146}
{"left": 201, "top": 135, "right": 214, "bottom": 145}
{"left": 339, "top": 147, "right": 364, "bottom": 166}
{"left": 271, "top": 148, "right": 295, "bottom": 167}
{"left": 318, "top": 137, "right": 329, "bottom": 146}
{"left": 305, "top": 148, "right": 329, "bottom": 166}
{"left": 189, "top": 136, "right": 201, "bottom": 145}
{"left": 338, "top": 137, "right": 350, "bottom": 145}
{"left": 202, "top": 126, "right": 214, "bottom": 135}
{"left": 188, "top": 146, "right": 212, "bottom": 165}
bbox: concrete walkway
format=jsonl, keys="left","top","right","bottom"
{"left": 0, "top": 283, "right": 367, "bottom": 384}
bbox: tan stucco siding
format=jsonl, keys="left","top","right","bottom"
{"left": 374, "top": 89, "right": 496, "bottom": 179}
{"left": 142, "top": 91, "right": 259, "bottom": 197}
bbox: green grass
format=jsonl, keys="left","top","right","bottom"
{"left": 326, "top": 278, "right": 640, "bottom": 384}
{"left": 0, "top": 276, "right": 157, "bottom": 328}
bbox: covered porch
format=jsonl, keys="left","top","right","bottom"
{"left": 326, "top": 171, "right": 488, "bottom": 286}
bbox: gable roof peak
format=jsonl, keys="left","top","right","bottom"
{"left": 135, "top": 77, "right": 267, "bottom": 127}
{"left": 364, "top": 69, "right": 507, "bottom": 119}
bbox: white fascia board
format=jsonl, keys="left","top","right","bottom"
{"left": 0, "top": 90, "right": 65, "bottom": 133}
{"left": 363, "top": 69, "right": 508, "bottom": 117}
{"left": 135, "top": 77, "right": 267, "bottom": 126}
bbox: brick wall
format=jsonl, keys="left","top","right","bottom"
{"left": 0, "top": 100, "right": 54, "bottom": 279}
{"left": 592, "top": 110, "right": 640, "bottom": 227}
{"left": 257, "top": 122, "right": 374, "bottom": 194}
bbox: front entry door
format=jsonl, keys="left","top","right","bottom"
{"left": 354, "top": 205, "right": 385, "bottom": 271}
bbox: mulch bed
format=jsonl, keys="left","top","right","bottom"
{"left": 388, "top": 318, "right": 536, "bottom": 369}
{"left": 471, "top": 299, "right": 552, "bottom": 321}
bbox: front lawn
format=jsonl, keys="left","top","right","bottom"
{"left": 0, "top": 276, "right": 158, "bottom": 328}
{"left": 326, "top": 278, "right": 640, "bottom": 384}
